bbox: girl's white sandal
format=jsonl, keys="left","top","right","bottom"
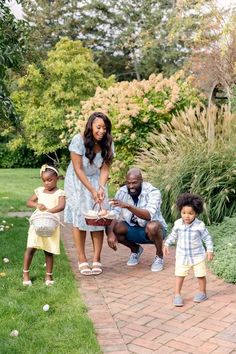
{"left": 78, "top": 262, "right": 92, "bottom": 275}
{"left": 45, "top": 272, "right": 54, "bottom": 286}
{"left": 23, "top": 270, "right": 32, "bottom": 286}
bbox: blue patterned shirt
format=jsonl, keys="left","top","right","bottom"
{"left": 164, "top": 218, "right": 214, "bottom": 265}
{"left": 111, "top": 182, "right": 167, "bottom": 229}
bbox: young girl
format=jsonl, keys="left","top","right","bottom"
{"left": 163, "top": 193, "right": 214, "bottom": 307}
{"left": 23, "top": 165, "right": 66, "bottom": 286}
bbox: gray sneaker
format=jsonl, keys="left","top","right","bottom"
{"left": 127, "top": 246, "right": 144, "bottom": 266}
{"left": 151, "top": 256, "right": 164, "bottom": 272}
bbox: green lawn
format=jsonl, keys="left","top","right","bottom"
{"left": 0, "top": 169, "right": 102, "bottom": 354}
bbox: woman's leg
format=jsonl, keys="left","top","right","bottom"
{"left": 44, "top": 251, "right": 54, "bottom": 281}
{"left": 72, "top": 227, "right": 87, "bottom": 263}
{"left": 91, "top": 230, "right": 104, "bottom": 263}
{"left": 23, "top": 247, "right": 37, "bottom": 282}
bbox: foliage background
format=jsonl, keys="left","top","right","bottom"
{"left": 61, "top": 71, "right": 203, "bottom": 184}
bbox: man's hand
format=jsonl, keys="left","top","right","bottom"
{"left": 109, "top": 199, "right": 129, "bottom": 209}
{"left": 163, "top": 245, "right": 169, "bottom": 257}
{"left": 107, "top": 234, "right": 118, "bottom": 251}
{"left": 207, "top": 251, "right": 214, "bottom": 261}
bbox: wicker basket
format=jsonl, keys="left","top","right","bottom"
{"left": 84, "top": 203, "right": 115, "bottom": 226}
{"left": 29, "top": 211, "right": 60, "bottom": 237}
{"left": 85, "top": 216, "right": 113, "bottom": 226}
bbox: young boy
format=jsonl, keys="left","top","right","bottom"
{"left": 163, "top": 193, "right": 214, "bottom": 307}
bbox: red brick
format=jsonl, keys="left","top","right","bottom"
{"left": 141, "top": 328, "right": 165, "bottom": 341}
{"left": 196, "top": 342, "right": 218, "bottom": 353}
{"left": 127, "top": 343, "right": 154, "bottom": 354}
{"left": 211, "top": 347, "right": 236, "bottom": 354}
{"left": 154, "top": 346, "right": 175, "bottom": 353}
{"left": 132, "top": 337, "right": 161, "bottom": 350}
{"left": 167, "top": 339, "right": 197, "bottom": 352}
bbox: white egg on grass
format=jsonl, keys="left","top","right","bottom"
{"left": 43, "top": 304, "right": 50, "bottom": 311}
{"left": 3, "top": 257, "right": 9, "bottom": 263}
{"left": 10, "top": 330, "right": 19, "bottom": 337}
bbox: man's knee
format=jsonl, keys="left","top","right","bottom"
{"left": 145, "top": 221, "right": 163, "bottom": 241}
{"left": 113, "top": 221, "right": 128, "bottom": 241}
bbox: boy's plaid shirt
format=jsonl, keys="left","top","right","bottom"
{"left": 165, "top": 218, "right": 214, "bottom": 265}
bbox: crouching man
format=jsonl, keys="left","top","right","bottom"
{"left": 106, "top": 168, "right": 167, "bottom": 271}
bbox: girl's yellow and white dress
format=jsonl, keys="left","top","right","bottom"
{"left": 27, "top": 187, "right": 66, "bottom": 255}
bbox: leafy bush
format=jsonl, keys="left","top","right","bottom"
{"left": 11, "top": 38, "right": 114, "bottom": 156}
{"left": 0, "top": 143, "right": 44, "bottom": 168}
{"left": 62, "top": 71, "right": 203, "bottom": 184}
{"left": 136, "top": 105, "right": 236, "bottom": 224}
{"left": 208, "top": 216, "right": 236, "bottom": 283}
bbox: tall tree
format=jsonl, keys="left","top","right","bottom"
{"left": 22, "top": 0, "right": 81, "bottom": 61}
{"left": 184, "top": 3, "right": 236, "bottom": 104}
{"left": 0, "top": 0, "right": 28, "bottom": 127}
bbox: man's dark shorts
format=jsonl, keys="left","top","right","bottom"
{"left": 124, "top": 222, "right": 167, "bottom": 244}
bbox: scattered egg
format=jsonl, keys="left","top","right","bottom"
{"left": 10, "top": 330, "right": 19, "bottom": 337}
{"left": 3, "top": 258, "right": 9, "bottom": 263}
{"left": 98, "top": 209, "right": 107, "bottom": 217}
{"left": 0, "top": 272, "right": 6, "bottom": 277}
{"left": 43, "top": 304, "right": 50, "bottom": 311}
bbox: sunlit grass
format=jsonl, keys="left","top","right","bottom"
{"left": 0, "top": 169, "right": 102, "bottom": 353}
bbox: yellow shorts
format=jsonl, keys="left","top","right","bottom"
{"left": 175, "top": 260, "right": 206, "bottom": 277}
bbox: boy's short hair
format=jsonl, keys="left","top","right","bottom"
{"left": 176, "top": 193, "right": 204, "bottom": 214}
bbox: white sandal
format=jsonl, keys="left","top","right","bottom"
{"left": 92, "top": 262, "right": 103, "bottom": 275}
{"left": 23, "top": 270, "right": 32, "bottom": 286}
{"left": 78, "top": 262, "right": 92, "bottom": 276}
{"left": 45, "top": 272, "right": 54, "bottom": 286}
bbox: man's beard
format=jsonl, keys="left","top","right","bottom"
{"left": 128, "top": 185, "right": 142, "bottom": 197}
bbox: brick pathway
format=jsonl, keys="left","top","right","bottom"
{"left": 61, "top": 224, "right": 236, "bottom": 354}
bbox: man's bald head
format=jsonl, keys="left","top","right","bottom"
{"left": 127, "top": 168, "right": 143, "bottom": 181}
{"left": 126, "top": 168, "right": 143, "bottom": 197}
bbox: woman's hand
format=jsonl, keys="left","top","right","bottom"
{"left": 98, "top": 185, "right": 105, "bottom": 201}
{"left": 91, "top": 189, "right": 100, "bottom": 203}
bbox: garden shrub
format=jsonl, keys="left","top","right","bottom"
{"left": 61, "top": 71, "right": 203, "bottom": 184}
{"left": 0, "top": 143, "right": 44, "bottom": 168}
{"left": 136, "top": 105, "right": 236, "bottom": 224}
{"left": 208, "top": 216, "right": 236, "bottom": 283}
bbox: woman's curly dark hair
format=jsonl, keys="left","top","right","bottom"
{"left": 176, "top": 193, "right": 204, "bottom": 214}
{"left": 84, "top": 112, "right": 113, "bottom": 165}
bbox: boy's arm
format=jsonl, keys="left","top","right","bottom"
{"left": 201, "top": 225, "right": 214, "bottom": 261}
{"left": 163, "top": 226, "right": 178, "bottom": 256}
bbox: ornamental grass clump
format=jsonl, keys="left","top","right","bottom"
{"left": 61, "top": 71, "right": 202, "bottom": 184}
{"left": 136, "top": 105, "right": 236, "bottom": 224}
